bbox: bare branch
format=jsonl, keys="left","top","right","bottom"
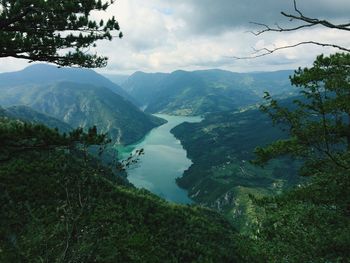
{"left": 233, "top": 41, "right": 350, "bottom": 60}
{"left": 239, "top": 0, "right": 350, "bottom": 59}
{"left": 249, "top": 21, "right": 316, "bottom": 36}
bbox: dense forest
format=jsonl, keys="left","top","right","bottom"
{"left": 0, "top": 119, "right": 240, "bottom": 262}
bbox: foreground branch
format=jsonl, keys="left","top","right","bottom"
{"left": 237, "top": 0, "right": 350, "bottom": 59}
{"left": 234, "top": 41, "right": 350, "bottom": 59}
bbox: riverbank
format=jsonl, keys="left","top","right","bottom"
{"left": 117, "top": 114, "right": 202, "bottom": 203}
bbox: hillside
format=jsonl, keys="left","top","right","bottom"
{"left": 0, "top": 105, "right": 72, "bottom": 133}
{"left": 0, "top": 81, "right": 165, "bottom": 145}
{"left": 122, "top": 69, "right": 294, "bottom": 115}
{"left": 121, "top": 71, "right": 169, "bottom": 107}
{"left": 0, "top": 118, "right": 239, "bottom": 262}
{"left": 103, "top": 73, "right": 130, "bottom": 86}
{"left": 171, "top": 108, "right": 299, "bottom": 231}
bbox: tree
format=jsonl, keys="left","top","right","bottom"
{"left": 254, "top": 53, "right": 350, "bottom": 174}
{"left": 237, "top": 53, "right": 350, "bottom": 262}
{"left": 0, "top": 0, "right": 122, "bottom": 67}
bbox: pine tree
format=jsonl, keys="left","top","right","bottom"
{"left": 0, "top": 0, "right": 122, "bottom": 67}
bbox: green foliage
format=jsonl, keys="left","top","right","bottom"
{"left": 240, "top": 53, "right": 350, "bottom": 262}
{"left": 237, "top": 165, "right": 350, "bottom": 262}
{"left": 0, "top": 105, "right": 72, "bottom": 133}
{"left": 171, "top": 109, "right": 299, "bottom": 232}
{"left": 0, "top": 0, "right": 122, "bottom": 67}
{"left": 0, "top": 119, "right": 239, "bottom": 262}
{"left": 255, "top": 53, "right": 350, "bottom": 173}
{"left": 0, "top": 118, "right": 110, "bottom": 163}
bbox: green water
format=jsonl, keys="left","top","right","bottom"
{"left": 118, "top": 114, "right": 202, "bottom": 204}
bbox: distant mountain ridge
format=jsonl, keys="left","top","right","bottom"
{"left": 102, "top": 73, "right": 130, "bottom": 86}
{"left": 121, "top": 69, "right": 294, "bottom": 116}
{"left": 0, "top": 65, "right": 165, "bottom": 145}
{"left": 0, "top": 64, "right": 135, "bottom": 103}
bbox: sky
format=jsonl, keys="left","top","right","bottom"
{"left": 1, "top": 0, "right": 349, "bottom": 74}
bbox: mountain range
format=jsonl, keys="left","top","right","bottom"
{"left": 0, "top": 64, "right": 133, "bottom": 102}
{"left": 0, "top": 65, "right": 165, "bottom": 145}
{"left": 120, "top": 69, "right": 294, "bottom": 116}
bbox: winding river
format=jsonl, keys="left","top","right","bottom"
{"left": 117, "top": 114, "right": 202, "bottom": 204}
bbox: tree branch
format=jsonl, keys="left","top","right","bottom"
{"left": 239, "top": 0, "right": 350, "bottom": 59}
{"left": 233, "top": 41, "right": 350, "bottom": 60}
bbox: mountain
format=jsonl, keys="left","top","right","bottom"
{"left": 171, "top": 107, "right": 300, "bottom": 232}
{"left": 121, "top": 71, "right": 169, "bottom": 106}
{"left": 103, "top": 73, "right": 130, "bottom": 86}
{"left": 121, "top": 69, "right": 294, "bottom": 115}
{"left": 0, "top": 81, "right": 165, "bottom": 145}
{"left": 0, "top": 64, "right": 135, "bottom": 103}
{"left": 0, "top": 105, "right": 72, "bottom": 133}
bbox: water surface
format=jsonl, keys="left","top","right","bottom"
{"left": 118, "top": 114, "right": 202, "bottom": 204}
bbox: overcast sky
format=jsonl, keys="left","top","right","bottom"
{"left": 1, "top": 0, "right": 349, "bottom": 74}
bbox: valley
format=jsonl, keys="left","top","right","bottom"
{"left": 1, "top": 59, "right": 348, "bottom": 262}
{"left": 117, "top": 114, "right": 202, "bottom": 204}
{"left": 171, "top": 109, "right": 300, "bottom": 231}
{"left": 2, "top": 1, "right": 349, "bottom": 261}
{"left": 0, "top": 64, "right": 299, "bottom": 231}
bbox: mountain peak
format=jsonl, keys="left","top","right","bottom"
{"left": 0, "top": 64, "right": 134, "bottom": 102}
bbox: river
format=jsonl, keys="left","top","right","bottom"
{"left": 117, "top": 114, "right": 202, "bottom": 204}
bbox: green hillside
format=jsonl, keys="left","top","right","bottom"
{"left": 119, "top": 71, "right": 168, "bottom": 106}
{"left": 0, "top": 118, "right": 239, "bottom": 262}
{"left": 122, "top": 69, "right": 294, "bottom": 116}
{"left": 171, "top": 109, "right": 299, "bottom": 232}
{"left": 0, "top": 105, "right": 72, "bottom": 133}
{"left": 0, "top": 81, "right": 165, "bottom": 145}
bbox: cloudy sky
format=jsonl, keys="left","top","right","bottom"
{"left": 1, "top": 0, "right": 349, "bottom": 74}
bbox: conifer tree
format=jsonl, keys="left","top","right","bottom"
{"left": 0, "top": 0, "right": 122, "bottom": 67}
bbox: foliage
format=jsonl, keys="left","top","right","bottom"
{"left": 237, "top": 164, "right": 350, "bottom": 262}
{"left": 0, "top": 118, "right": 239, "bottom": 262}
{"left": 240, "top": 53, "right": 350, "bottom": 261}
{"left": 0, "top": 118, "right": 110, "bottom": 163}
{"left": 0, "top": 105, "right": 72, "bottom": 133}
{"left": 0, "top": 0, "right": 122, "bottom": 67}
{"left": 171, "top": 109, "right": 299, "bottom": 232}
{"left": 255, "top": 53, "right": 350, "bottom": 174}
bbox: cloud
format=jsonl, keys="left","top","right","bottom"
{"left": 1, "top": 0, "right": 349, "bottom": 74}
{"left": 162, "top": 0, "right": 350, "bottom": 35}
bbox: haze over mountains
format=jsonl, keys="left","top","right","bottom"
{"left": 0, "top": 64, "right": 295, "bottom": 145}
{"left": 0, "top": 64, "right": 164, "bottom": 145}
{"left": 0, "top": 64, "right": 132, "bottom": 101}
{"left": 1, "top": 62, "right": 316, "bottom": 260}
{"left": 119, "top": 69, "right": 294, "bottom": 115}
